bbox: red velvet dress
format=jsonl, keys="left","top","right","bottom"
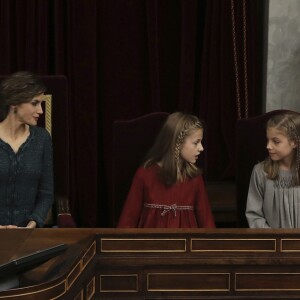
{"left": 117, "top": 165, "right": 215, "bottom": 228}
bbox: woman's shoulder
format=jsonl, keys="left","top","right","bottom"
{"left": 31, "top": 126, "right": 51, "bottom": 137}
{"left": 30, "top": 126, "right": 52, "bottom": 145}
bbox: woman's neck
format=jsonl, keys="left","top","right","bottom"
{"left": 0, "top": 117, "right": 28, "bottom": 141}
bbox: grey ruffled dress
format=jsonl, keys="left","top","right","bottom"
{"left": 246, "top": 162, "right": 300, "bottom": 228}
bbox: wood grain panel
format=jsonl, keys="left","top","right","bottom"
{"left": 100, "top": 274, "right": 138, "bottom": 292}
{"left": 191, "top": 239, "right": 276, "bottom": 252}
{"left": 147, "top": 273, "right": 230, "bottom": 291}
{"left": 236, "top": 273, "right": 300, "bottom": 291}
{"left": 86, "top": 277, "right": 95, "bottom": 300}
{"left": 73, "top": 289, "right": 83, "bottom": 300}
{"left": 67, "top": 261, "right": 82, "bottom": 289}
{"left": 281, "top": 239, "right": 300, "bottom": 252}
{"left": 0, "top": 280, "right": 66, "bottom": 300}
{"left": 100, "top": 238, "right": 186, "bottom": 252}
{"left": 82, "top": 242, "right": 96, "bottom": 269}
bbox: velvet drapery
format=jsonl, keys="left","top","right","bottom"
{"left": 0, "top": 0, "right": 266, "bottom": 227}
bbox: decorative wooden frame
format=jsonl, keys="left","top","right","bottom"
{"left": 43, "top": 94, "right": 52, "bottom": 136}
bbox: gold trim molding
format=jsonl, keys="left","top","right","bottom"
{"left": 281, "top": 239, "right": 300, "bottom": 252}
{"left": 100, "top": 274, "right": 138, "bottom": 293}
{"left": 235, "top": 272, "right": 300, "bottom": 291}
{"left": 100, "top": 238, "right": 186, "bottom": 253}
{"left": 43, "top": 94, "right": 52, "bottom": 136}
{"left": 147, "top": 272, "right": 230, "bottom": 292}
{"left": 191, "top": 238, "right": 276, "bottom": 252}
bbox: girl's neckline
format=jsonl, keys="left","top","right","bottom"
{"left": 278, "top": 168, "right": 293, "bottom": 175}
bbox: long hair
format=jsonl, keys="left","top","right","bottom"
{"left": 0, "top": 71, "right": 46, "bottom": 121}
{"left": 264, "top": 112, "right": 300, "bottom": 185}
{"left": 143, "top": 112, "right": 204, "bottom": 186}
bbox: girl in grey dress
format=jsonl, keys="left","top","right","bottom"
{"left": 246, "top": 112, "right": 300, "bottom": 228}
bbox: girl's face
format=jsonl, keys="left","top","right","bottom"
{"left": 14, "top": 93, "right": 44, "bottom": 126}
{"left": 266, "top": 126, "right": 296, "bottom": 167}
{"left": 180, "top": 128, "right": 204, "bottom": 164}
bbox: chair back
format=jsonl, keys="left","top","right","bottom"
{"left": 236, "top": 109, "right": 300, "bottom": 227}
{"left": 111, "top": 112, "right": 169, "bottom": 226}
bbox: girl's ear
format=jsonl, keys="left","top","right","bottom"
{"left": 291, "top": 140, "right": 298, "bottom": 149}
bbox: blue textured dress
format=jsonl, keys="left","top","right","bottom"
{"left": 0, "top": 126, "right": 54, "bottom": 227}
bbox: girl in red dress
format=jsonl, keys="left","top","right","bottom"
{"left": 117, "top": 112, "right": 215, "bottom": 228}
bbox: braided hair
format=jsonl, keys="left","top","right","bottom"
{"left": 143, "top": 112, "right": 204, "bottom": 186}
{"left": 264, "top": 112, "right": 300, "bottom": 186}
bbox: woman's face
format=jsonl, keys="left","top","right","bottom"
{"left": 180, "top": 128, "right": 204, "bottom": 164}
{"left": 14, "top": 93, "right": 44, "bottom": 126}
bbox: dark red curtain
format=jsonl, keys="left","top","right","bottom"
{"left": 199, "top": 0, "right": 265, "bottom": 179}
{"left": 0, "top": 0, "right": 266, "bottom": 227}
{"left": 0, "top": 0, "right": 99, "bottom": 227}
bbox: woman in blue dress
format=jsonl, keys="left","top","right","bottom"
{"left": 0, "top": 71, "right": 54, "bottom": 228}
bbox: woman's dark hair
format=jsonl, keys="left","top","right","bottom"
{"left": 0, "top": 71, "right": 46, "bottom": 121}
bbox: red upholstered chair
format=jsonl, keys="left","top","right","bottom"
{"left": 111, "top": 112, "right": 169, "bottom": 227}
{"left": 0, "top": 75, "right": 76, "bottom": 228}
{"left": 236, "top": 109, "right": 300, "bottom": 227}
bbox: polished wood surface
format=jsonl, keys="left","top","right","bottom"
{"left": 0, "top": 229, "right": 96, "bottom": 300}
{"left": 2, "top": 228, "right": 300, "bottom": 299}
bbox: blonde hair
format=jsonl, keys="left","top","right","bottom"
{"left": 143, "top": 112, "right": 204, "bottom": 186}
{"left": 264, "top": 112, "right": 300, "bottom": 185}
